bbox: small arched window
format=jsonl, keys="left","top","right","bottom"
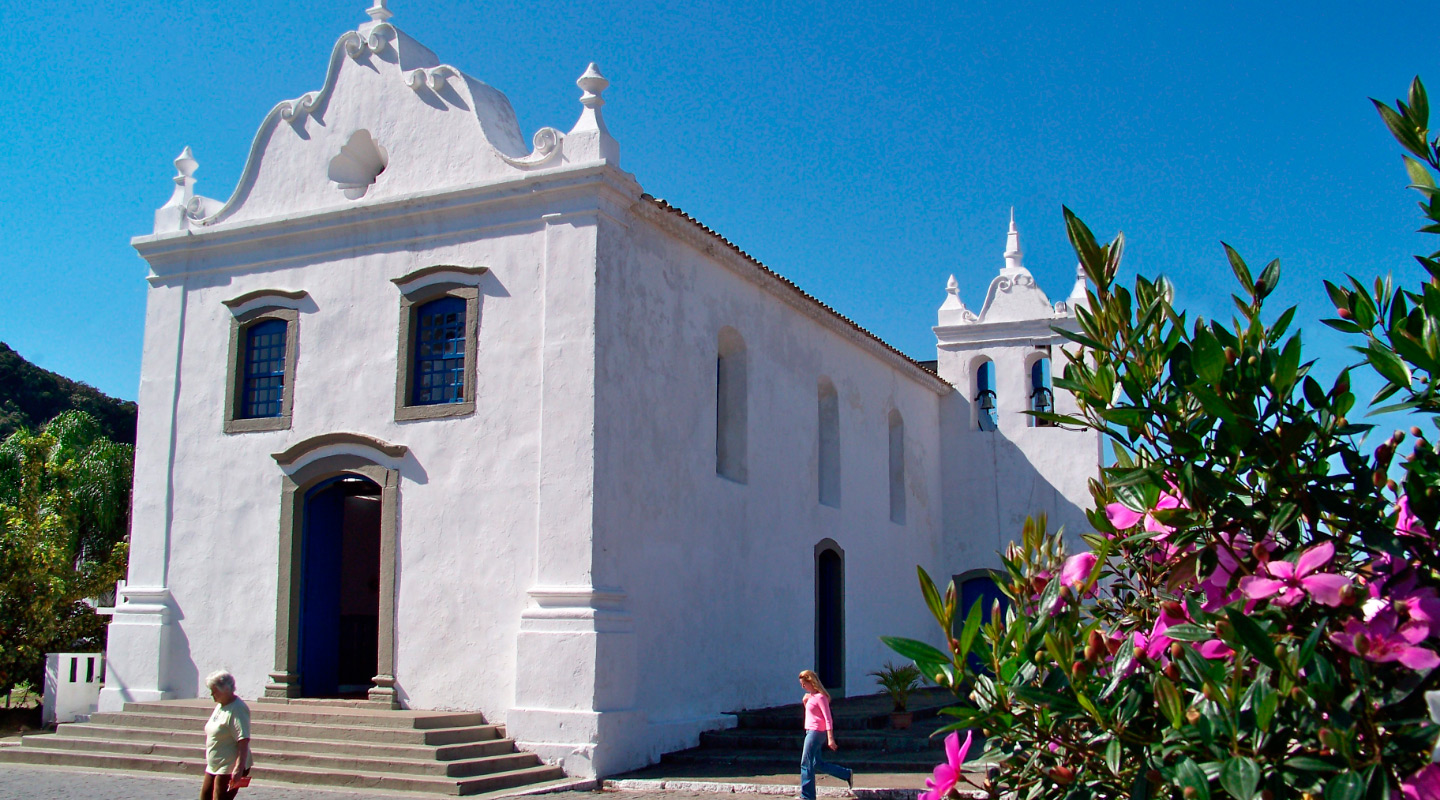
{"left": 888, "top": 409, "right": 905, "bottom": 524}
{"left": 818, "top": 377, "right": 840, "bottom": 508}
{"left": 412, "top": 296, "right": 467, "bottom": 406}
{"left": 975, "top": 360, "right": 997, "bottom": 431}
{"left": 716, "top": 328, "right": 748, "bottom": 482}
{"left": 241, "top": 318, "right": 289, "bottom": 419}
{"left": 392, "top": 265, "right": 485, "bottom": 421}
{"left": 1030, "top": 356, "right": 1053, "bottom": 426}
{"left": 223, "top": 290, "right": 304, "bottom": 434}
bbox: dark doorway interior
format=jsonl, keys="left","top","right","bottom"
{"left": 955, "top": 572, "right": 1010, "bottom": 673}
{"left": 300, "top": 476, "right": 382, "bottom": 698}
{"left": 816, "top": 548, "right": 845, "bottom": 692}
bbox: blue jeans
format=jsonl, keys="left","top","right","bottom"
{"left": 800, "top": 729, "right": 852, "bottom": 799}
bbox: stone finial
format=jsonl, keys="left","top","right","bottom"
{"left": 938, "top": 274, "right": 977, "bottom": 326}
{"left": 577, "top": 63, "right": 609, "bottom": 109}
{"left": 366, "top": 0, "right": 393, "bottom": 22}
{"left": 1066, "top": 263, "right": 1089, "bottom": 311}
{"left": 565, "top": 62, "right": 620, "bottom": 165}
{"left": 1003, "top": 208, "right": 1024, "bottom": 272}
{"left": 154, "top": 146, "right": 201, "bottom": 233}
{"left": 173, "top": 146, "right": 198, "bottom": 186}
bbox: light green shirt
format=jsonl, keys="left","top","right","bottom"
{"left": 204, "top": 698, "right": 252, "bottom": 775}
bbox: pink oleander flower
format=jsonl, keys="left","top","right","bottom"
{"left": 1195, "top": 639, "right": 1234, "bottom": 659}
{"left": 919, "top": 730, "right": 973, "bottom": 800}
{"left": 1059, "top": 552, "right": 1097, "bottom": 593}
{"left": 1134, "top": 603, "right": 1191, "bottom": 660}
{"left": 1132, "top": 602, "right": 1233, "bottom": 661}
{"left": 1238, "top": 541, "right": 1350, "bottom": 607}
{"left": 1405, "top": 763, "right": 1440, "bottom": 800}
{"left": 1105, "top": 488, "right": 1185, "bottom": 535}
{"left": 1200, "top": 532, "right": 1273, "bottom": 612}
{"left": 1397, "top": 495, "right": 1429, "bottom": 539}
{"left": 1332, "top": 607, "right": 1440, "bottom": 670}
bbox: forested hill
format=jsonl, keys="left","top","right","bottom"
{"left": 0, "top": 342, "right": 137, "bottom": 444}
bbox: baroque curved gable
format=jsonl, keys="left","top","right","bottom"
{"left": 977, "top": 268, "right": 1055, "bottom": 323}
{"left": 176, "top": 18, "right": 576, "bottom": 230}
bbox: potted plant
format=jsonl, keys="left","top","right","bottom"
{"left": 868, "top": 662, "right": 921, "bottom": 729}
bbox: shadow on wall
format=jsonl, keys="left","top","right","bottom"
{"left": 167, "top": 603, "right": 200, "bottom": 700}
{"left": 955, "top": 428, "right": 1092, "bottom": 553}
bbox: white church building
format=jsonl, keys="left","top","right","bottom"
{"left": 100, "top": 1, "right": 1101, "bottom": 778}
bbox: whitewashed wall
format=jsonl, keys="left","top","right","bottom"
{"left": 588, "top": 203, "right": 951, "bottom": 767}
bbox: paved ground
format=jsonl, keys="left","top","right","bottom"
{"left": 0, "top": 764, "right": 600, "bottom": 800}
{"left": 0, "top": 763, "right": 816, "bottom": 800}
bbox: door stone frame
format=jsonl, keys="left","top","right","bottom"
{"left": 263, "top": 433, "right": 406, "bottom": 708}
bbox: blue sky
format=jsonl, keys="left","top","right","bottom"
{"left": 2, "top": 1, "right": 1438, "bottom": 404}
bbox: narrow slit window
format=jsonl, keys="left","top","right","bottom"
{"left": 241, "top": 318, "right": 288, "bottom": 419}
{"left": 716, "top": 328, "right": 748, "bottom": 482}
{"left": 818, "top": 378, "right": 840, "bottom": 508}
{"left": 888, "top": 409, "right": 905, "bottom": 524}
{"left": 412, "top": 296, "right": 467, "bottom": 406}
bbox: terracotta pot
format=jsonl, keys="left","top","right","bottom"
{"left": 889, "top": 711, "right": 913, "bottom": 729}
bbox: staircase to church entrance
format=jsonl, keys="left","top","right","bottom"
{"left": 617, "top": 688, "right": 961, "bottom": 783}
{"left": 0, "top": 699, "right": 569, "bottom": 796}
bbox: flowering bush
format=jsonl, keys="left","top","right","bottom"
{"left": 886, "top": 78, "right": 1440, "bottom": 800}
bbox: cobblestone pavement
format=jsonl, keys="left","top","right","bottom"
{"left": 0, "top": 765, "right": 713, "bottom": 800}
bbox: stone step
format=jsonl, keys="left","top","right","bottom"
{"left": 48, "top": 723, "right": 516, "bottom": 761}
{"left": 699, "top": 728, "right": 943, "bottom": 753}
{"left": 119, "top": 700, "right": 487, "bottom": 730}
{"left": 85, "top": 713, "right": 500, "bottom": 745}
{"left": 661, "top": 747, "right": 943, "bottom": 772}
{"left": 733, "top": 694, "right": 956, "bottom": 731}
{"left": 0, "top": 746, "right": 565, "bottom": 796}
{"left": 18, "top": 734, "right": 543, "bottom": 779}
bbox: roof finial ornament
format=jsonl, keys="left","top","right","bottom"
{"left": 366, "top": 0, "right": 393, "bottom": 22}
{"left": 1003, "top": 207, "right": 1024, "bottom": 272}
{"left": 577, "top": 63, "right": 609, "bottom": 109}
{"left": 173, "top": 146, "right": 198, "bottom": 188}
{"left": 937, "top": 274, "right": 976, "bottom": 326}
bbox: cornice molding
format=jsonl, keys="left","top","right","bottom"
{"left": 136, "top": 163, "right": 641, "bottom": 282}
{"left": 391, "top": 265, "right": 489, "bottom": 295}
{"left": 272, "top": 432, "right": 408, "bottom": 468}
{"left": 222, "top": 289, "right": 310, "bottom": 315}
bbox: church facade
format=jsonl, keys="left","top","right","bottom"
{"left": 99, "top": 2, "right": 1101, "bottom": 778}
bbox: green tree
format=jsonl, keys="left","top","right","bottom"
{"left": 0, "top": 410, "right": 131, "bottom": 697}
{"left": 888, "top": 78, "right": 1440, "bottom": 799}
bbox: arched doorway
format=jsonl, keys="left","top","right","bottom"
{"left": 815, "top": 540, "right": 845, "bottom": 695}
{"left": 265, "top": 433, "right": 406, "bottom": 708}
{"left": 299, "top": 475, "right": 382, "bottom": 698}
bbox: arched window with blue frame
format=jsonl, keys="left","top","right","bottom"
{"left": 412, "top": 296, "right": 467, "bottom": 406}
{"left": 1030, "top": 356, "right": 1053, "bottom": 426}
{"left": 241, "top": 318, "right": 288, "bottom": 419}
{"left": 975, "top": 359, "right": 997, "bottom": 431}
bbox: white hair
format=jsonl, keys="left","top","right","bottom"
{"left": 205, "top": 670, "right": 236, "bottom": 693}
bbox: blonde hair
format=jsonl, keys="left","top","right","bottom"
{"left": 798, "top": 669, "right": 830, "bottom": 699}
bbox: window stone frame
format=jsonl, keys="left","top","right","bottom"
{"left": 392, "top": 266, "right": 486, "bottom": 422}
{"left": 223, "top": 298, "right": 303, "bottom": 435}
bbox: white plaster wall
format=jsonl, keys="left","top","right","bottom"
{"left": 589, "top": 207, "right": 950, "bottom": 766}
{"left": 121, "top": 217, "right": 552, "bottom": 720}
{"left": 937, "top": 332, "right": 1101, "bottom": 572}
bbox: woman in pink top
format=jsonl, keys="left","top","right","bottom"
{"left": 797, "top": 670, "right": 853, "bottom": 799}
